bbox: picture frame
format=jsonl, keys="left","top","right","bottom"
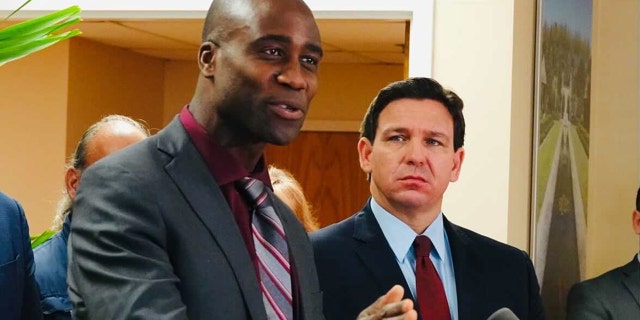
{"left": 531, "top": 0, "right": 592, "bottom": 318}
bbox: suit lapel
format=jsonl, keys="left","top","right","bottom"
{"left": 352, "top": 204, "right": 414, "bottom": 302}
{"left": 621, "top": 257, "right": 640, "bottom": 309}
{"left": 158, "top": 119, "right": 267, "bottom": 320}
{"left": 444, "top": 217, "right": 483, "bottom": 320}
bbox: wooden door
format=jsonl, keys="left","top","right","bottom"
{"left": 265, "top": 131, "right": 370, "bottom": 228}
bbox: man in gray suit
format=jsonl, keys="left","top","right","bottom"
{"left": 566, "top": 187, "right": 640, "bottom": 319}
{"left": 68, "top": 0, "right": 416, "bottom": 319}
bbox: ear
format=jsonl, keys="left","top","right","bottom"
{"left": 198, "top": 41, "right": 217, "bottom": 78}
{"left": 449, "top": 147, "right": 465, "bottom": 182}
{"left": 633, "top": 210, "right": 640, "bottom": 235}
{"left": 357, "top": 137, "right": 373, "bottom": 174}
{"left": 65, "top": 168, "right": 81, "bottom": 200}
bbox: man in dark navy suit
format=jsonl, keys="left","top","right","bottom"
{"left": 0, "top": 191, "right": 42, "bottom": 319}
{"left": 312, "top": 78, "right": 545, "bottom": 320}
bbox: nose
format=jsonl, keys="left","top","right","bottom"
{"left": 276, "top": 59, "right": 307, "bottom": 90}
{"left": 405, "top": 139, "right": 425, "bottom": 167}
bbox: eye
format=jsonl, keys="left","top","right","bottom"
{"left": 301, "top": 56, "right": 319, "bottom": 66}
{"left": 389, "top": 135, "right": 406, "bottom": 142}
{"left": 426, "top": 138, "right": 441, "bottom": 146}
{"left": 264, "top": 48, "right": 283, "bottom": 56}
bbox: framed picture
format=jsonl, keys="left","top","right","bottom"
{"left": 531, "top": 0, "right": 592, "bottom": 319}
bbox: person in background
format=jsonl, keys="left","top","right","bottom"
{"left": 0, "top": 190, "right": 42, "bottom": 320}
{"left": 311, "top": 77, "right": 545, "bottom": 320}
{"left": 33, "top": 115, "right": 149, "bottom": 320}
{"left": 269, "top": 165, "right": 319, "bottom": 231}
{"left": 566, "top": 186, "right": 640, "bottom": 319}
{"left": 66, "top": 0, "right": 417, "bottom": 319}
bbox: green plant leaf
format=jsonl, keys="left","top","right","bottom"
{"left": 0, "top": 16, "right": 81, "bottom": 48}
{"left": 0, "top": 5, "right": 80, "bottom": 40}
{"left": 30, "top": 229, "right": 56, "bottom": 249}
{"left": 0, "top": 5, "right": 81, "bottom": 67}
{"left": 0, "top": 29, "right": 81, "bottom": 67}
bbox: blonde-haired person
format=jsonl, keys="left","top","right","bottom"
{"left": 269, "top": 165, "right": 319, "bottom": 232}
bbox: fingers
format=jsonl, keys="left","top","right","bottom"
{"left": 382, "top": 309, "right": 418, "bottom": 320}
{"left": 359, "top": 285, "right": 404, "bottom": 317}
{"left": 357, "top": 285, "right": 417, "bottom": 320}
{"left": 381, "top": 298, "right": 415, "bottom": 318}
{"left": 383, "top": 285, "right": 405, "bottom": 304}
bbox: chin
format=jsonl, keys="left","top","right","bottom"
{"left": 393, "top": 192, "right": 432, "bottom": 208}
{"left": 268, "top": 134, "right": 296, "bottom": 146}
{"left": 269, "top": 128, "right": 302, "bottom": 146}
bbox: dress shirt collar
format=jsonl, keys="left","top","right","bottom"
{"left": 179, "top": 105, "right": 271, "bottom": 187}
{"left": 370, "top": 197, "right": 448, "bottom": 263}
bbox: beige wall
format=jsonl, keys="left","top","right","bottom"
{"left": 433, "top": 0, "right": 518, "bottom": 245}
{"left": 587, "top": 0, "right": 639, "bottom": 278}
{"left": 310, "top": 64, "right": 404, "bottom": 121}
{"left": 0, "top": 43, "right": 70, "bottom": 233}
{"left": 163, "top": 60, "right": 198, "bottom": 125}
{"left": 67, "top": 38, "right": 166, "bottom": 150}
{"left": 508, "top": 0, "right": 536, "bottom": 252}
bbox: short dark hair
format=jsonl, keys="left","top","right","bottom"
{"left": 359, "top": 77, "right": 465, "bottom": 151}
{"left": 636, "top": 186, "right": 640, "bottom": 211}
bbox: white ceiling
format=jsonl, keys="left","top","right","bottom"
{"left": 56, "top": 18, "right": 407, "bottom": 64}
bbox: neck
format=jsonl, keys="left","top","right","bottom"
{"left": 226, "top": 145, "right": 265, "bottom": 172}
{"left": 373, "top": 196, "right": 441, "bottom": 234}
{"left": 189, "top": 93, "right": 266, "bottom": 172}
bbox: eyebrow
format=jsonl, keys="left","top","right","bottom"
{"left": 383, "top": 127, "right": 451, "bottom": 139}
{"left": 255, "top": 34, "right": 324, "bottom": 57}
{"left": 428, "top": 130, "right": 449, "bottom": 139}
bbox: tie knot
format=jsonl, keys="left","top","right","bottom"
{"left": 413, "top": 235, "right": 433, "bottom": 258}
{"left": 236, "top": 177, "right": 268, "bottom": 208}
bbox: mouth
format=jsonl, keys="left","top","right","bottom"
{"left": 268, "top": 100, "right": 306, "bottom": 121}
{"left": 400, "top": 175, "right": 427, "bottom": 183}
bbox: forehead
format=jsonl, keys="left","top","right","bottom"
{"left": 85, "top": 123, "right": 146, "bottom": 166}
{"left": 237, "top": 1, "right": 321, "bottom": 46}
{"left": 377, "top": 98, "right": 454, "bottom": 133}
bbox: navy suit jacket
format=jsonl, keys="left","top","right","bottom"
{"left": 0, "top": 191, "right": 42, "bottom": 320}
{"left": 567, "top": 257, "right": 640, "bottom": 319}
{"left": 311, "top": 202, "right": 545, "bottom": 320}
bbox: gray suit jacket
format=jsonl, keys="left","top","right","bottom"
{"left": 68, "top": 118, "right": 323, "bottom": 319}
{"left": 567, "top": 257, "right": 640, "bottom": 320}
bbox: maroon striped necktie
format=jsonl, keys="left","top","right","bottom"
{"left": 414, "top": 235, "right": 450, "bottom": 320}
{"left": 237, "top": 177, "right": 293, "bottom": 320}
